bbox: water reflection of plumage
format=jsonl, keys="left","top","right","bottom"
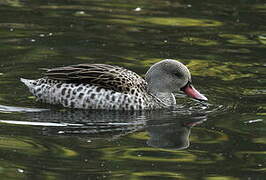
{"left": 26, "top": 109, "right": 206, "bottom": 150}
{"left": 146, "top": 122, "right": 191, "bottom": 149}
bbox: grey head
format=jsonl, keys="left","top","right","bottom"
{"left": 145, "top": 59, "right": 207, "bottom": 101}
{"left": 145, "top": 59, "right": 191, "bottom": 93}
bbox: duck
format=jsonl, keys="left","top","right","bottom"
{"left": 21, "top": 59, "right": 207, "bottom": 110}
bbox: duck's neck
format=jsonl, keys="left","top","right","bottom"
{"left": 151, "top": 91, "right": 176, "bottom": 107}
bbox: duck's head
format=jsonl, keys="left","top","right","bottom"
{"left": 145, "top": 59, "right": 207, "bottom": 101}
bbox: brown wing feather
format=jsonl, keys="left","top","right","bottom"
{"left": 44, "top": 64, "right": 147, "bottom": 93}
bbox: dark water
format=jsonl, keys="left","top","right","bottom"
{"left": 0, "top": 0, "right": 266, "bottom": 179}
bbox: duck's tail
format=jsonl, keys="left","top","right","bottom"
{"left": 20, "top": 78, "right": 35, "bottom": 89}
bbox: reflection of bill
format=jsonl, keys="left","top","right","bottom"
{"left": 146, "top": 117, "right": 206, "bottom": 150}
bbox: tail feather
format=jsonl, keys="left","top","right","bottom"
{"left": 20, "top": 78, "right": 34, "bottom": 88}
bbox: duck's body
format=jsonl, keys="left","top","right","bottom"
{"left": 21, "top": 59, "right": 207, "bottom": 110}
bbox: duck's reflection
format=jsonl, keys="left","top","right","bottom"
{"left": 25, "top": 108, "right": 206, "bottom": 149}
{"left": 146, "top": 117, "right": 205, "bottom": 150}
{"left": 0, "top": 104, "right": 207, "bottom": 150}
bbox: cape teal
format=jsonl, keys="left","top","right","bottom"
{"left": 21, "top": 59, "right": 207, "bottom": 110}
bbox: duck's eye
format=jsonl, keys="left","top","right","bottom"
{"left": 175, "top": 71, "right": 183, "bottom": 77}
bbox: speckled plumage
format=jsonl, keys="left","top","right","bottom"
{"left": 21, "top": 64, "right": 165, "bottom": 110}
{"left": 21, "top": 59, "right": 207, "bottom": 110}
{"left": 21, "top": 78, "right": 164, "bottom": 110}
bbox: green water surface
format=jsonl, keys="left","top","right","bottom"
{"left": 0, "top": 0, "right": 266, "bottom": 179}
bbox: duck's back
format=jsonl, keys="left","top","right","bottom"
{"left": 44, "top": 64, "right": 146, "bottom": 93}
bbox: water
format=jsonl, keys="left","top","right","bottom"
{"left": 0, "top": 0, "right": 266, "bottom": 179}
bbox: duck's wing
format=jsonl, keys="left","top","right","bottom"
{"left": 44, "top": 64, "right": 147, "bottom": 93}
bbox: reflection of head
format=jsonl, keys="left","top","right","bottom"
{"left": 146, "top": 123, "right": 191, "bottom": 150}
